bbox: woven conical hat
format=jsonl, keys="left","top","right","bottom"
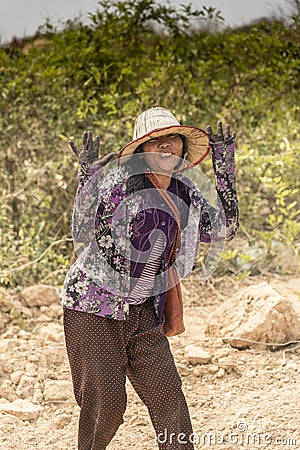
{"left": 118, "top": 107, "right": 210, "bottom": 167}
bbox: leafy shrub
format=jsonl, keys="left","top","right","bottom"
{"left": 0, "top": 0, "right": 299, "bottom": 286}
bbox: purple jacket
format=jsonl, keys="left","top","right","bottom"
{"left": 61, "top": 139, "right": 239, "bottom": 323}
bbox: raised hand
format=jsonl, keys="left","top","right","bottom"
{"left": 69, "top": 131, "right": 117, "bottom": 167}
{"left": 207, "top": 121, "right": 235, "bottom": 145}
{"left": 206, "top": 121, "right": 236, "bottom": 176}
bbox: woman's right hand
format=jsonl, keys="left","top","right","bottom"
{"left": 69, "top": 131, "right": 117, "bottom": 167}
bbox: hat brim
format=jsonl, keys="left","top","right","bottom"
{"left": 118, "top": 125, "right": 210, "bottom": 167}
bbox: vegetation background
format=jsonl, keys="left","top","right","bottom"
{"left": 0, "top": 0, "right": 299, "bottom": 288}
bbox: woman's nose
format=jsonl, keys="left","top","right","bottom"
{"left": 159, "top": 140, "right": 170, "bottom": 149}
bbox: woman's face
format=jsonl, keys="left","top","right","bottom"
{"left": 142, "top": 133, "right": 184, "bottom": 174}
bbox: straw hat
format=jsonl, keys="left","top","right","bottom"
{"left": 118, "top": 107, "right": 210, "bottom": 166}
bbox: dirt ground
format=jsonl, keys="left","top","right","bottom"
{"left": 0, "top": 273, "right": 299, "bottom": 450}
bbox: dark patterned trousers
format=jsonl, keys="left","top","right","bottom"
{"left": 63, "top": 299, "right": 194, "bottom": 450}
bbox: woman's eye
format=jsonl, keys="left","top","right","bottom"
{"left": 147, "top": 139, "right": 158, "bottom": 145}
{"left": 164, "top": 134, "right": 179, "bottom": 141}
{"left": 146, "top": 134, "right": 180, "bottom": 147}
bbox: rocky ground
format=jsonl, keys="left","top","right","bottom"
{"left": 0, "top": 273, "right": 300, "bottom": 450}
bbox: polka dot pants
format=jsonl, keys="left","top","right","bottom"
{"left": 63, "top": 299, "right": 194, "bottom": 450}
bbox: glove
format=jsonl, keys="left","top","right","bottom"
{"left": 69, "top": 131, "right": 117, "bottom": 175}
{"left": 207, "top": 121, "right": 236, "bottom": 175}
{"left": 207, "top": 121, "right": 236, "bottom": 147}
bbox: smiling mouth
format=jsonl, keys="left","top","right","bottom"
{"left": 159, "top": 152, "right": 173, "bottom": 159}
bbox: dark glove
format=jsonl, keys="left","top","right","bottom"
{"left": 207, "top": 121, "right": 236, "bottom": 147}
{"left": 207, "top": 121, "right": 236, "bottom": 175}
{"left": 69, "top": 131, "right": 117, "bottom": 174}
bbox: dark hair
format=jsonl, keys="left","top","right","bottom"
{"left": 126, "top": 134, "right": 188, "bottom": 195}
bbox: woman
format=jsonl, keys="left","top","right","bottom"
{"left": 62, "top": 107, "right": 239, "bottom": 449}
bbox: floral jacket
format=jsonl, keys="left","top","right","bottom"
{"left": 61, "top": 138, "right": 239, "bottom": 323}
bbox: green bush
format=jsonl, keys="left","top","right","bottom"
{"left": 0, "top": 0, "right": 299, "bottom": 286}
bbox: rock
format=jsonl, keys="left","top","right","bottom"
{"left": 25, "top": 362, "right": 38, "bottom": 377}
{"left": 130, "top": 415, "right": 149, "bottom": 426}
{"left": 51, "top": 304, "right": 63, "bottom": 317}
{"left": 43, "top": 380, "right": 73, "bottom": 402}
{"left": 40, "top": 304, "right": 62, "bottom": 319}
{"left": 16, "top": 375, "right": 37, "bottom": 400}
{"left": 217, "top": 357, "right": 236, "bottom": 372}
{"left": 36, "top": 313, "right": 52, "bottom": 322}
{"left": 0, "top": 289, "right": 14, "bottom": 332}
{"left": 9, "top": 297, "right": 33, "bottom": 320}
{"left": 1, "top": 326, "right": 21, "bottom": 340}
{"left": 216, "top": 367, "right": 226, "bottom": 378}
{"left": 36, "top": 323, "right": 64, "bottom": 345}
{"left": 32, "top": 388, "right": 44, "bottom": 403}
{"left": 11, "top": 357, "right": 26, "bottom": 373}
{"left": 193, "top": 366, "right": 208, "bottom": 377}
{"left": 18, "top": 330, "right": 32, "bottom": 340}
{"left": 0, "top": 288, "right": 12, "bottom": 313}
{"left": 0, "top": 413, "right": 21, "bottom": 426}
{"left": 184, "top": 345, "right": 211, "bottom": 365}
{"left": 285, "top": 362, "right": 298, "bottom": 371}
{"left": 21, "top": 285, "right": 61, "bottom": 308}
{"left": 0, "top": 379, "right": 17, "bottom": 402}
{"left": 207, "top": 365, "right": 219, "bottom": 375}
{"left": 213, "top": 348, "right": 231, "bottom": 359}
{"left": 11, "top": 370, "right": 24, "bottom": 385}
{"left": 41, "top": 346, "right": 65, "bottom": 370}
{"left": 53, "top": 413, "right": 72, "bottom": 429}
{"left": 1, "top": 339, "right": 21, "bottom": 354}
{"left": 206, "top": 282, "right": 300, "bottom": 349}
{"left": 0, "top": 399, "right": 42, "bottom": 421}
{"left": 177, "top": 364, "right": 191, "bottom": 377}
{"left": 3, "top": 362, "right": 14, "bottom": 374}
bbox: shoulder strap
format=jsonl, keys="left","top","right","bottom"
{"left": 146, "top": 172, "right": 180, "bottom": 265}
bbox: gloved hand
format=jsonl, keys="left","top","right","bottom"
{"left": 207, "top": 121, "right": 236, "bottom": 175}
{"left": 69, "top": 131, "right": 117, "bottom": 174}
{"left": 207, "top": 121, "right": 236, "bottom": 147}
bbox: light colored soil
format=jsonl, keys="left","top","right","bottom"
{"left": 0, "top": 273, "right": 299, "bottom": 449}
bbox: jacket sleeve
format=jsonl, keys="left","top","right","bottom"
{"left": 199, "top": 136, "right": 239, "bottom": 243}
{"left": 71, "top": 164, "right": 104, "bottom": 253}
{"left": 76, "top": 162, "right": 103, "bottom": 196}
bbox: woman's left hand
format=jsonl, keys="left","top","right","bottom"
{"left": 206, "top": 121, "right": 236, "bottom": 175}
{"left": 207, "top": 121, "right": 235, "bottom": 146}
